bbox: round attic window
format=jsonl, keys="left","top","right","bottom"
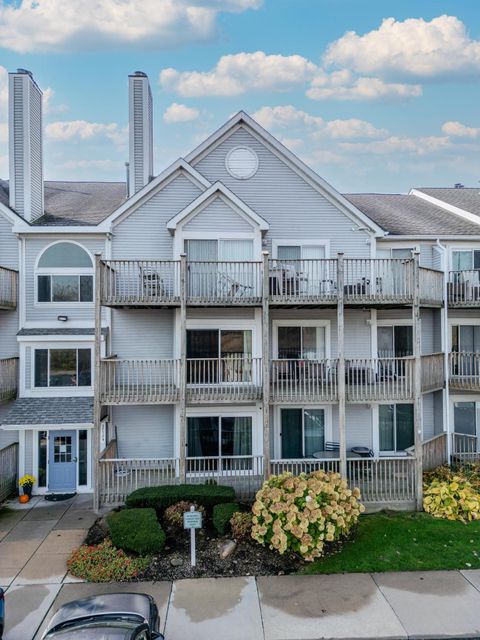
{"left": 225, "top": 147, "right": 259, "bottom": 179}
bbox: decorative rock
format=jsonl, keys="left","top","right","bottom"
{"left": 219, "top": 539, "right": 237, "bottom": 559}
{"left": 170, "top": 555, "right": 183, "bottom": 567}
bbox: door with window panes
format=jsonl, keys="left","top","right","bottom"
{"left": 48, "top": 430, "right": 77, "bottom": 491}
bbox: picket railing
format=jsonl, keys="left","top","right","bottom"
{"left": 421, "top": 352, "right": 445, "bottom": 392}
{"left": 347, "top": 457, "right": 416, "bottom": 503}
{"left": 0, "top": 267, "right": 17, "bottom": 309}
{"left": 0, "top": 443, "right": 18, "bottom": 502}
{"left": 270, "top": 359, "right": 338, "bottom": 402}
{"left": 0, "top": 357, "right": 18, "bottom": 403}
{"left": 100, "top": 260, "right": 181, "bottom": 305}
{"left": 420, "top": 433, "right": 448, "bottom": 471}
{"left": 451, "top": 433, "right": 480, "bottom": 464}
{"left": 449, "top": 352, "right": 480, "bottom": 390}
{"left": 448, "top": 271, "right": 480, "bottom": 306}
{"left": 268, "top": 259, "right": 338, "bottom": 304}
{"left": 419, "top": 268, "right": 444, "bottom": 305}
{"left": 344, "top": 258, "right": 414, "bottom": 303}
{"left": 270, "top": 458, "right": 340, "bottom": 475}
{"left": 100, "top": 358, "right": 180, "bottom": 403}
{"left": 346, "top": 357, "right": 414, "bottom": 401}
{"left": 186, "top": 357, "right": 262, "bottom": 402}
{"left": 186, "top": 455, "right": 264, "bottom": 499}
{"left": 187, "top": 261, "right": 262, "bottom": 304}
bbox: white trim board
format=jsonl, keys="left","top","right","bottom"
{"left": 411, "top": 189, "right": 480, "bottom": 230}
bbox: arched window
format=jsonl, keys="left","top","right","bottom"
{"left": 36, "top": 242, "right": 94, "bottom": 303}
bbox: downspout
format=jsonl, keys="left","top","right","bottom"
{"left": 436, "top": 240, "right": 451, "bottom": 462}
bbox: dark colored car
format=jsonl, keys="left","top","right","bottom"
{"left": 41, "top": 593, "right": 164, "bottom": 639}
{"left": 0, "top": 587, "right": 4, "bottom": 639}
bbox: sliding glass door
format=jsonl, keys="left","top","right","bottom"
{"left": 187, "top": 415, "right": 253, "bottom": 470}
{"left": 187, "top": 329, "right": 253, "bottom": 384}
{"left": 280, "top": 408, "right": 325, "bottom": 458}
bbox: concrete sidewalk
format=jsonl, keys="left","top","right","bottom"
{"left": 5, "top": 569, "right": 480, "bottom": 640}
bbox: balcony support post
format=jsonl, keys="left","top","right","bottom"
{"left": 179, "top": 253, "right": 187, "bottom": 482}
{"left": 262, "top": 251, "right": 271, "bottom": 481}
{"left": 337, "top": 253, "right": 347, "bottom": 478}
{"left": 412, "top": 251, "right": 424, "bottom": 510}
{"left": 93, "top": 253, "right": 102, "bottom": 512}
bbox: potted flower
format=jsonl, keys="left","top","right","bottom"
{"left": 19, "top": 474, "right": 36, "bottom": 500}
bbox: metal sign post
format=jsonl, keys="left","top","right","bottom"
{"left": 183, "top": 505, "right": 202, "bottom": 567}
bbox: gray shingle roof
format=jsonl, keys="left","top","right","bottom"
{"left": 1, "top": 397, "right": 94, "bottom": 426}
{"left": 17, "top": 328, "right": 107, "bottom": 336}
{"left": 344, "top": 193, "right": 480, "bottom": 236}
{"left": 415, "top": 188, "right": 480, "bottom": 219}
{"left": 0, "top": 179, "right": 126, "bottom": 226}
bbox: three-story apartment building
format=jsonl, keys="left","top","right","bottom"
{"left": 1, "top": 69, "right": 479, "bottom": 510}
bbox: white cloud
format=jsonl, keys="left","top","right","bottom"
{"left": 338, "top": 135, "right": 453, "bottom": 156}
{"left": 160, "top": 51, "right": 318, "bottom": 96}
{"left": 307, "top": 75, "right": 421, "bottom": 101}
{"left": 442, "top": 121, "right": 480, "bottom": 139}
{"left": 0, "top": 0, "right": 262, "bottom": 53}
{"left": 163, "top": 102, "right": 200, "bottom": 123}
{"left": 324, "top": 15, "right": 480, "bottom": 79}
{"left": 46, "top": 120, "right": 127, "bottom": 145}
{"left": 253, "top": 105, "right": 388, "bottom": 140}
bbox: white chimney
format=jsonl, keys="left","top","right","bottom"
{"left": 128, "top": 71, "right": 154, "bottom": 196}
{"left": 8, "top": 69, "right": 44, "bottom": 222}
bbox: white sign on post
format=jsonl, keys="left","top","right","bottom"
{"left": 183, "top": 505, "right": 202, "bottom": 567}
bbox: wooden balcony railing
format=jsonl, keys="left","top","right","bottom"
{"left": 270, "top": 359, "right": 338, "bottom": 402}
{"left": 187, "top": 357, "right": 262, "bottom": 402}
{"left": 187, "top": 261, "right": 262, "bottom": 305}
{"left": 100, "top": 260, "right": 181, "bottom": 305}
{"left": 99, "top": 258, "right": 444, "bottom": 307}
{"left": 268, "top": 259, "right": 337, "bottom": 304}
{"left": 270, "top": 458, "right": 340, "bottom": 475}
{"left": 100, "top": 358, "right": 180, "bottom": 404}
{"left": 448, "top": 271, "right": 480, "bottom": 306}
{"left": 0, "top": 357, "right": 18, "bottom": 403}
{"left": 451, "top": 433, "right": 480, "bottom": 464}
{"left": 421, "top": 352, "right": 445, "bottom": 392}
{"left": 449, "top": 352, "right": 480, "bottom": 390}
{"left": 420, "top": 433, "right": 448, "bottom": 471}
{"left": 347, "top": 457, "right": 416, "bottom": 503}
{"left": 0, "top": 267, "right": 17, "bottom": 309}
{"left": 346, "top": 357, "right": 414, "bottom": 402}
{"left": 0, "top": 443, "right": 18, "bottom": 502}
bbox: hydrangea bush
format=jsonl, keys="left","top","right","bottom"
{"left": 423, "top": 477, "right": 480, "bottom": 522}
{"left": 251, "top": 470, "right": 364, "bottom": 561}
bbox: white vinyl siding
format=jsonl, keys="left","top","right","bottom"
{"left": 183, "top": 196, "right": 254, "bottom": 233}
{"left": 112, "top": 405, "right": 174, "bottom": 458}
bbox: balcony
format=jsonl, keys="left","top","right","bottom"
{"left": 448, "top": 271, "right": 480, "bottom": 307}
{"left": 0, "top": 357, "right": 18, "bottom": 403}
{"left": 99, "top": 258, "right": 444, "bottom": 308}
{"left": 270, "top": 358, "right": 338, "bottom": 403}
{"left": 449, "top": 352, "right": 480, "bottom": 391}
{"left": 346, "top": 357, "right": 414, "bottom": 402}
{"left": 100, "top": 358, "right": 180, "bottom": 404}
{"left": 186, "top": 357, "right": 262, "bottom": 403}
{"left": 0, "top": 267, "right": 17, "bottom": 310}
{"left": 451, "top": 433, "right": 480, "bottom": 464}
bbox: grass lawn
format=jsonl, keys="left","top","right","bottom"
{"left": 303, "top": 511, "right": 480, "bottom": 574}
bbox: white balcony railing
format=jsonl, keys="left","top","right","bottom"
{"left": 448, "top": 270, "right": 480, "bottom": 306}
{"left": 449, "top": 352, "right": 480, "bottom": 390}
{"left": 347, "top": 457, "right": 416, "bottom": 503}
{"left": 451, "top": 433, "right": 480, "bottom": 464}
{"left": 0, "top": 357, "right": 18, "bottom": 403}
{"left": 100, "top": 260, "right": 181, "bottom": 305}
{"left": 0, "top": 267, "right": 17, "bottom": 309}
{"left": 187, "top": 357, "right": 262, "bottom": 402}
{"left": 270, "top": 458, "right": 340, "bottom": 475}
{"left": 100, "top": 358, "right": 180, "bottom": 403}
{"left": 187, "top": 261, "right": 262, "bottom": 304}
{"left": 270, "top": 358, "right": 338, "bottom": 402}
{"left": 344, "top": 259, "right": 414, "bottom": 303}
{"left": 346, "top": 357, "right": 414, "bottom": 402}
{"left": 268, "top": 259, "right": 337, "bottom": 304}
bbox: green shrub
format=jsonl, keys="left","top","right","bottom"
{"left": 67, "top": 540, "right": 148, "bottom": 582}
{"left": 164, "top": 501, "right": 205, "bottom": 532}
{"left": 126, "top": 484, "right": 236, "bottom": 513}
{"left": 252, "top": 470, "right": 364, "bottom": 562}
{"left": 230, "top": 511, "right": 252, "bottom": 540}
{"left": 107, "top": 508, "right": 166, "bottom": 555}
{"left": 423, "top": 476, "right": 480, "bottom": 522}
{"left": 212, "top": 502, "right": 239, "bottom": 535}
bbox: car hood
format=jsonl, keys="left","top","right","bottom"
{"left": 43, "top": 593, "right": 152, "bottom": 637}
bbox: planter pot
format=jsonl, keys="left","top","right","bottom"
{"left": 23, "top": 484, "right": 33, "bottom": 498}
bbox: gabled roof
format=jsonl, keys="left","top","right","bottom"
{"left": 415, "top": 188, "right": 480, "bottom": 219}
{"left": 167, "top": 181, "right": 269, "bottom": 233}
{"left": 345, "top": 193, "right": 480, "bottom": 236}
{"left": 185, "top": 111, "right": 385, "bottom": 237}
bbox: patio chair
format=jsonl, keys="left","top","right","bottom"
{"left": 217, "top": 272, "right": 254, "bottom": 298}
{"left": 140, "top": 266, "right": 164, "bottom": 299}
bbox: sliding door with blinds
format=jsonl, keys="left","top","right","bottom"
{"left": 280, "top": 408, "right": 325, "bottom": 458}
{"left": 452, "top": 325, "right": 480, "bottom": 353}
{"left": 377, "top": 326, "right": 413, "bottom": 358}
{"left": 277, "top": 326, "right": 326, "bottom": 359}
{"left": 187, "top": 329, "right": 253, "bottom": 384}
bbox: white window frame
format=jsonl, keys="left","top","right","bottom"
{"left": 272, "top": 319, "right": 331, "bottom": 359}
{"left": 448, "top": 317, "right": 480, "bottom": 351}
{"left": 374, "top": 402, "right": 414, "bottom": 457}
{"left": 449, "top": 395, "right": 480, "bottom": 440}
{"left": 272, "top": 239, "right": 330, "bottom": 260}
{"left": 274, "top": 404, "right": 333, "bottom": 459}
{"left": 376, "top": 320, "right": 414, "bottom": 358}
{"left": 34, "top": 240, "right": 95, "bottom": 307}
{"left": 449, "top": 244, "right": 480, "bottom": 272}
{"left": 31, "top": 426, "right": 93, "bottom": 495}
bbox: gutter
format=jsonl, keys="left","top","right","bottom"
{"left": 380, "top": 235, "right": 480, "bottom": 241}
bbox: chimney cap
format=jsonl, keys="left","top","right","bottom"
{"left": 130, "top": 71, "right": 148, "bottom": 78}
{"left": 16, "top": 68, "right": 33, "bottom": 77}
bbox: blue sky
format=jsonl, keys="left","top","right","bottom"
{"left": 0, "top": 0, "right": 479, "bottom": 193}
